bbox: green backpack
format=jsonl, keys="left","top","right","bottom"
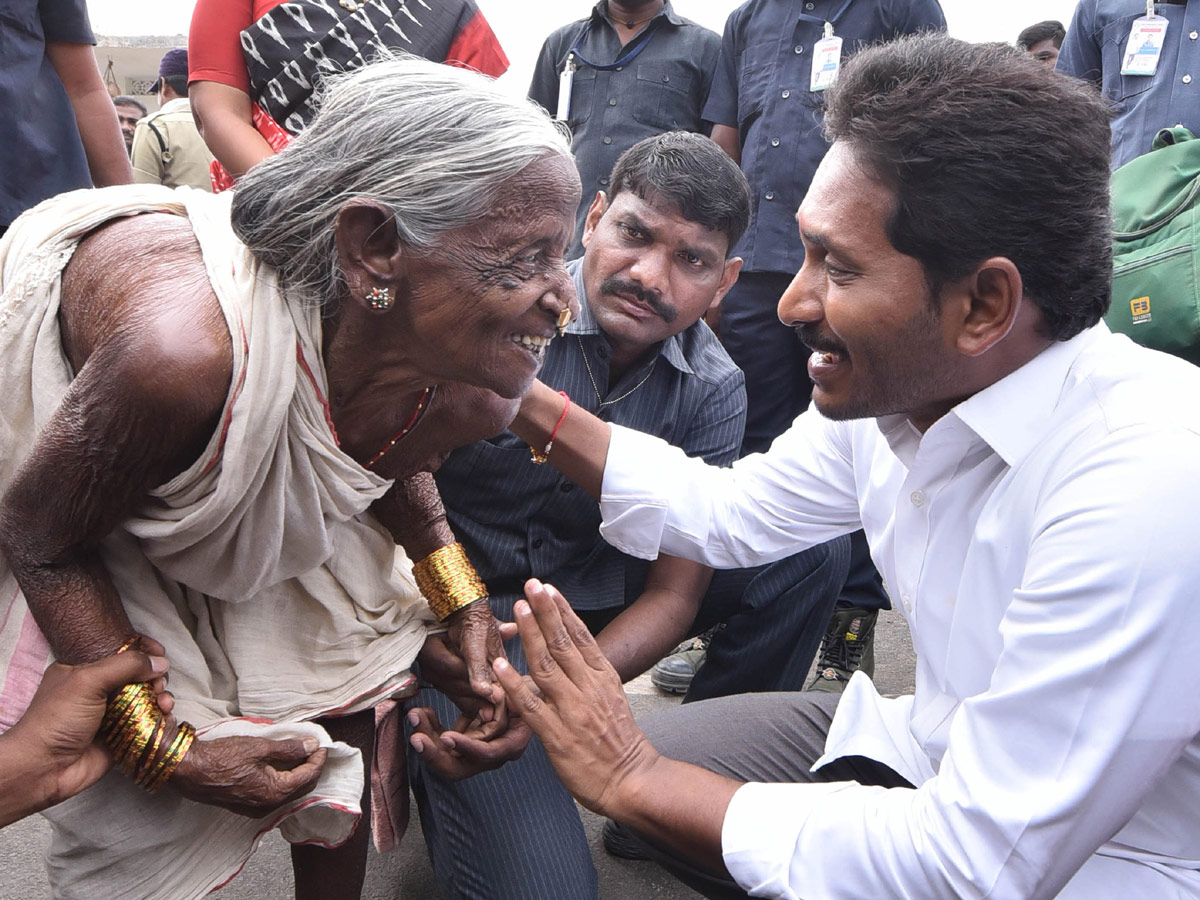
{"left": 1108, "top": 125, "right": 1200, "bottom": 366}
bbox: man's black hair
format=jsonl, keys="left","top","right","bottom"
{"left": 1016, "top": 20, "right": 1066, "bottom": 51}
{"left": 162, "top": 74, "right": 190, "bottom": 97}
{"left": 823, "top": 33, "right": 1112, "bottom": 341}
{"left": 113, "top": 95, "right": 148, "bottom": 116}
{"left": 608, "top": 131, "right": 752, "bottom": 255}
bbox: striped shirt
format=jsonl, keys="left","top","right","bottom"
{"left": 434, "top": 258, "right": 746, "bottom": 610}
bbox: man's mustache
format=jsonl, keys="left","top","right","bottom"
{"left": 795, "top": 323, "right": 845, "bottom": 354}
{"left": 600, "top": 277, "right": 675, "bottom": 323}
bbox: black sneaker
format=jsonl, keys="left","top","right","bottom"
{"left": 601, "top": 818, "right": 651, "bottom": 860}
{"left": 649, "top": 627, "right": 719, "bottom": 695}
{"left": 806, "top": 606, "right": 878, "bottom": 693}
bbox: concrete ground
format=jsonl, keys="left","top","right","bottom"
{"left": 0, "top": 608, "right": 915, "bottom": 900}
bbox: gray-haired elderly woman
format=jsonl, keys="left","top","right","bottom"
{"left": 0, "top": 57, "right": 579, "bottom": 899}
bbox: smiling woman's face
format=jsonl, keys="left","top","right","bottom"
{"left": 397, "top": 154, "right": 582, "bottom": 399}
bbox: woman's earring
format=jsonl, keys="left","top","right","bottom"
{"left": 366, "top": 286, "right": 392, "bottom": 311}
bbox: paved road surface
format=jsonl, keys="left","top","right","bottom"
{"left": 0, "top": 608, "right": 914, "bottom": 899}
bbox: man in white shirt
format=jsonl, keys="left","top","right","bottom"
{"left": 442, "top": 33, "right": 1200, "bottom": 900}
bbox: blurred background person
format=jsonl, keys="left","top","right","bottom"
{"left": 0, "top": 0, "right": 131, "bottom": 239}
{"left": 188, "top": 0, "right": 509, "bottom": 190}
{"left": 528, "top": 0, "right": 721, "bottom": 259}
{"left": 1016, "top": 19, "right": 1066, "bottom": 66}
{"left": 130, "top": 48, "right": 215, "bottom": 190}
{"left": 112, "top": 94, "right": 147, "bottom": 154}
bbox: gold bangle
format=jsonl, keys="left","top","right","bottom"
{"left": 413, "top": 542, "right": 488, "bottom": 621}
{"left": 133, "top": 717, "right": 168, "bottom": 782}
{"left": 143, "top": 722, "right": 195, "bottom": 793}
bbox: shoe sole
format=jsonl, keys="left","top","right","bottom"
{"left": 650, "top": 672, "right": 692, "bottom": 694}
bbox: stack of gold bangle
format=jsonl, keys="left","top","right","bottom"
{"left": 99, "top": 684, "right": 196, "bottom": 793}
{"left": 413, "top": 542, "right": 488, "bottom": 621}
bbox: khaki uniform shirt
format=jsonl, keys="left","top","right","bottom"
{"left": 130, "top": 97, "right": 214, "bottom": 191}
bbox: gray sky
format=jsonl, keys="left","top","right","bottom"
{"left": 88, "top": 0, "right": 1081, "bottom": 96}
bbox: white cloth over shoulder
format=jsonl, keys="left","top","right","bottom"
{"left": 601, "top": 325, "right": 1200, "bottom": 899}
{"left": 0, "top": 185, "right": 434, "bottom": 900}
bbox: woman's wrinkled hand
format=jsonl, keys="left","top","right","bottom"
{"left": 170, "top": 734, "right": 327, "bottom": 817}
{"left": 407, "top": 705, "right": 531, "bottom": 781}
{"left": 444, "top": 598, "right": 516, "bottom": 729}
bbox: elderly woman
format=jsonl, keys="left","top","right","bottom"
{"left": 0, "top": 57, "right": 578, "bottom": 900}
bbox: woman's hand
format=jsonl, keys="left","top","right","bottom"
{"left": 170, "top": 735, "right": 327, "bottom": 818}
{"left": 407, "top": 705, "right": 532, "bottom": 781}
{"left": 446, "top": 598, "right": 512, "bottom": 716}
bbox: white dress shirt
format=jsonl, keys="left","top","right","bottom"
{"left": 599, "top": 325, "right": 1200, "bottom": 899}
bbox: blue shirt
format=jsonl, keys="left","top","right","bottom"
{"left": 435, "top": 259, "right": 745, "bottom": 611}
{"left": 702, "top": 0, "right": 946, "bottom": 274}
{"left": 0, "top": 0, "right": 95, "bottom": 227}
{"left": 1058, "top": 0, "right": 1200, "bottom": 169}
{"left": 528, "top": 1, "right": 721, "bottom": 259}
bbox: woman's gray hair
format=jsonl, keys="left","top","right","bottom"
{"left": 230, "top": 55, "right": 572, "bottom": 311}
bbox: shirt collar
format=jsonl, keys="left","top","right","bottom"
{"left": 593, "top": 0, "right": 682, "bottom": 28}
{"left": 565, "top": 257, "right": 697, "bottom": 376}
{"left": 949, "top": 323, "right": 1109, "bottom": 467}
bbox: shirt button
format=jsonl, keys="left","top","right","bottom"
{"left": 771, "top": 138, "right": 781, "bottom": 146}
{"left": 602, "top": 136, "right": 612, "bottom": 144}
{"left": 599, "top": 176, "right": 609, "bottom": 185}
{"left": 608, "top": 98, "right": 617, "bottom": 106}
{"left": 764, "top": 190, "right": 775, "bottom": 200}
{"left": 902, "top": 594, "right": 912, "bottom": 612}
{"left": 662, "top": 74, "right": 670, "bottom": 83}
{"left": 615, "top": 65, "right": 623, "bottom": 71}
{"left": 795, "top": 44, "right": 804, "bottom": 54}
{"left": 1185, "top": 75, "right": 1194, "bottom": 84}
{"left": 559, "top": 482, "right": 574, "bottom": 493}
{"left": 910, "top": 490, "right": 926, "bottom": 507}
{"left": 805, "top": 1, "right": 815, "bottom": 8}
{"left": 596, "top": 344, "right": 610, "bottom": 359}
{"left": 781, "top": 89, "right": 791, "bottom": 98}
{"left": 1191, "top": 30, "right": 1198, "bottom": 39}
{"left": 532, "top": 538, "right": 543, "bottom": 549}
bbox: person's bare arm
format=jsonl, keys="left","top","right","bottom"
{"left": 596, "top": 555, "right": 713, "bottom": 682}
{"left": 510, "top": 380, "right": 611, "bottom": 500}
{"left": 0, "top": 214, "right": 324, "bottom": 815}
{"left": 0, "top": 650, "right": 168, "bottom": 827}
{"left": 710, "top": 124, "right": 741, "bottom": 166}
{"left": 496, "top": 580, "right": 740, "bottom": 875}
{"left": 189, "top": 80, "right": 276, "bottom": 178}
{"left": 45, "top": 41, "right": 133, "bottom": 187}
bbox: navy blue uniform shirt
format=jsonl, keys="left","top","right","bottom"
{"left": 703, "top": 0, "right": 946, "bottom": 274}
{"left": 435, "top": 259, "right": 745, "bottom": 612}
{"left": 1, "top": 0, "right": 95, "bottom": 227}
{"left": 529, "top": 1, "right": 721, "bottom": 258}
{"left": 1059, "top": 0, "right": 1200, "bottom": 168}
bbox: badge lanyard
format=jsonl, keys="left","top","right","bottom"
{"left": 797, "top": 0, "right": 854, "bottom": 91}
{"left": 1121, "top": 0, "right": 1170, "bottom": 76}
{"left": 555, "top": 16, "right": 666, "bottom": 121}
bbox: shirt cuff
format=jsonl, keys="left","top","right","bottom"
{"left": 722, "top": 781, "right": 854, "bottom": 898}
{"left": 598, "top": 424, "right": 674, "bottom": 561}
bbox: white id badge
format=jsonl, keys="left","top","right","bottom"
{"left": 1121, "top": 15, "right": 1169, "bottom": 76}
{"left": 811, "top": 35, "right": 843, "bottom": 91}
{"left": 556, "top": 54, "right": 576, "bottom": 121}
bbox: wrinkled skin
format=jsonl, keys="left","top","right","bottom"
{"left": 0, "top": 154, "right": 581, "bottom": 826}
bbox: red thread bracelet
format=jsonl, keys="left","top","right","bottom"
{"left": 530, "top": 391, "right": 570, "bottom": 464}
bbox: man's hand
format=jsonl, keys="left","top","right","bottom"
{"left": 492, "top": 579, "right": 660, "bottom": 816}
{"left": 171, "top": 734, "right": 328, "bottom": 818}
{"left": 0, "top": 650, "right": 169, "bottom": 825}
{"left": 407, "top": 706, "right": 532, "bottom": 781}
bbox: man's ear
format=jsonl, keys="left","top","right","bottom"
{"left": 579, "top": 191, "right": 609, "bottom": 248}
{"left": 335, "top": 201, "right": 405, "bottom": 310}
{"left": 951, "top": 257, "right": 1024, "bottom": 357}
{"left": 708, "top": 256, "right": 744, "bottom": 310}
